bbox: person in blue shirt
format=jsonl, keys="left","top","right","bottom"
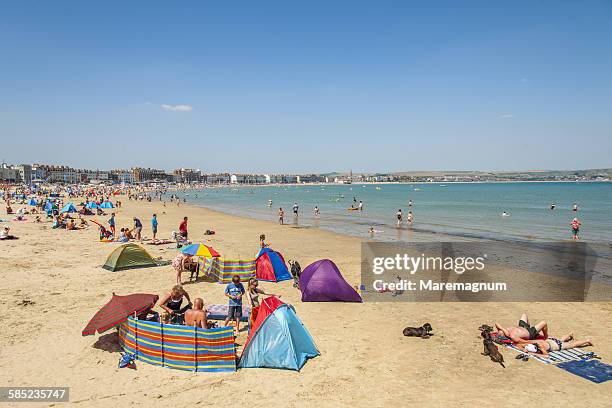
{"left": 224, "top": 275, "right": 245, "bottom": 334}
{"left": 151, "top": 214, "right": 158, "bottom": 240}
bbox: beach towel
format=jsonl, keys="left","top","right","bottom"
{"left": 503, "top": 343, "right": 595, "bottom": 364}
{"left": 556, "top": 360, "right": 612, "bottom": 383}
{"left": 206, "top": 304, "right": 250, "bottom": 322}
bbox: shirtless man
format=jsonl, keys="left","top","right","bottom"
{"left": 494, "top": 313, "right": 548, "bottom": 343}
{"left": 184, "top": 298, "right": 208, "bottom": 328}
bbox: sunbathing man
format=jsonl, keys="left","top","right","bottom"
{"left": 516, "top": 334, "right": 592, "bottom": 357}
{"left": 184, "top": 298, "right": 209, "bottom": 328}
{"left": 495, "top": 313, "right": 548, "bottom": 342}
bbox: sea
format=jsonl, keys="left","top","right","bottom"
{"left": 173, "top": 182, "right": 612, "bottom": 243}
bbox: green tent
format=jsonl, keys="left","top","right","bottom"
{"left": 102, "top": 244, "right": 162, "bottom": 271}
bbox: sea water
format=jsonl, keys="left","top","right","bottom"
{"left": 175, "top": 182, "right": 612, "bottom": 243}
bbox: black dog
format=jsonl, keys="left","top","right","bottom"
{"left": 480, "top": 327, "right": 505, "bottom": 368}
{"left": 403, "top": 323, "right": 433, "bottom": 338}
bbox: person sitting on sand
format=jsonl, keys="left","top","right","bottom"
{"left": 79, "top": 217, "right": 88, "bottom": 228}
{"left": 495, "top": 313, "right": 548, "bottom": 342}
{"left": 516, "top": 334, "right": 592, "bottom": 357}
{"left": 172, "top": 252, "right": 194, "bottom": 285}
{"left": 184, "top": 298, "right": 210, "bottom": 328}
{"left": 159, "top": 285, "right": 192, "bottom": 325}
{"left": 6, "top": 204, "right": 13, "bottom": 214}
{"left": 124, "top": 228, "right": 134, "bottom": 240}
{"left": 65, "top": 219, "right": 76, "bottom": 230}
{"left": 0, "top": 225, "right": 17, "bottom": 240}
{"left": 117, "top": 228, "right": 129, "bottom": 243}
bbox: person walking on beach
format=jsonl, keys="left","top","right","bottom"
{"left": 396, "top": 209, "right": 403, "bottom": 227}
{"left": 133, "top": 217, "right": 142, "bottom": 240}
{"left": 224, "top": 275, "right": 245, "bottom": 334}
{"left": 278, "top": 208, "right": 284, "bottom": 225}
{"left": 570, "top": 218, "right": 581, "bottom": 240}
{"left": 108, "top": 213, "right": 116, "bottom": 237}
{"left": 179, "top": 216, "right": 188, "bottom": 240}
{"left": 151, "top": 213, "right": 158, "bottom": 240}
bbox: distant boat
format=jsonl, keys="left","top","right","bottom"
{"left": 414, "top": 188, "right": 421, "bottom": 191}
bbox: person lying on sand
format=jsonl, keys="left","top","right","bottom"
{"left": 495, "top": 313, "right": 548, "bottom": 342}
{"left": 516, "top": 334, "right": 592, "bottom": 357}
{"left": 6, "top": 204, "right": 13, "bottom": 214}
{"left": 184, "top": 298, "right": 211, "bottom": 328}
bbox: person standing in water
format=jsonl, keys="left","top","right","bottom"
{"left": 408, "top": 200, "right": 413, "bottom": 208}
{"left": 358, "top": 200, "right": 363, "bottom": 211}
{"left": 278, "top": 208, "right": 284, "bottom": 225}
{"left": 550, "top": 203, "right": 556, "bottom": 210}
{"left": 314, "top": 206, "right": 320, "bottom": 217}
{"left": 396, "top": 209, "right": 403, "bottom": 226}
{"left": 407, "top": 211, "right": 414, "bottom": 225}
{"left": 572, "top": 203, "right": 578, "bottom": 212}
{"left": 293, "top": 202, "right": 299, "bottom": 217}
{"left": 570, "top": 218, "right": 581, "bottom": 240}
{"left": 268, "top": 199, "right": 273, "bottom": 207}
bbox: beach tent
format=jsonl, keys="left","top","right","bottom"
{"left": 60, "top": 202, "right": 78, "bottom": 213}
{"left": 299, "top": 259, "right": 362, "bottom": 302}
{"left": 102, "top": 244, "right": 160, "bottom": 271}
{"left": 99, "top": 201, "right": 114, "bottom": 209}
{"left": 256, "top": 248, "right": 292, "bottom": 282}
{"left": 239, "top": 297, "right": 319, "bottom": 370}
{"left": 86, "top": 201, "right": 99, "bottom": 209}
{"left": 28, "top": 198, "right": 37, "bottom": 206}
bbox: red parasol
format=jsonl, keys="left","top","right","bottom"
{"left": 82, "top": 293, "right": 158, "bottom": 336}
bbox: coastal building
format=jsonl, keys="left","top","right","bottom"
{"left": 11, "top": 164, "right": 32, "bottom": 184}
{"left": 173, "top": 168, "right": 201, "bottom": 183}
{"left": 132, "top": 167, "right": 171, "bottom": 183}
{"left": 111, "top": 169, "right": 135, "bottom": 184}
{"left": 0, "top": 163, "right": 19, "bottom": 183}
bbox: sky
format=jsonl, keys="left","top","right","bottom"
{"left": 1, "top": 1, "right": 611, "bottom": 173}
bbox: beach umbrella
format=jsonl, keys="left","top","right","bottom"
{"left": 180, "top": 243, "right": 221, "bottom": 258}
{"left": 82, "top": 293, "right": 159, "bottom": 336}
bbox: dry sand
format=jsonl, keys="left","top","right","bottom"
{"left": 1, "top": 197, "right": 610, "bottom": 407}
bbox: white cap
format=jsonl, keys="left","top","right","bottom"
{"left": 525, "top": 344, "right": 538, "bottom": 353}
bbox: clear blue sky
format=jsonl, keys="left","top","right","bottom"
{"left": 1, "top": 1, "right": 611, "bottom": 173}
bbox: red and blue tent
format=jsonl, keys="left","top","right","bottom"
{"left": 255, "top": 248, "right": 291, "bottom": 282}
{"left": 239, "top": 297, "right": 319, "bottom": 370}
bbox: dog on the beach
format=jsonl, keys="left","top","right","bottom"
{"left": 403, "top": 323, "right": 433, "bottom": 338}
{"left": 480, "top": 326, "right": 505, "bottom": 368}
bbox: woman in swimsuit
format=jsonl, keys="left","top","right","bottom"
{"left": 247, "top": 278, "right": 280, "bottom": 326}
{"left": 159, "top": 285, "right": 192, "bottom": 324}
{"left": 517, "top": 334, "right": 592, "bottom": 357}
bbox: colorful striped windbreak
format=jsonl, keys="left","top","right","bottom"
{"left": 118, "top": 316, "right": 236, "bottom": 372}
{"left": 198, "top": 258, "right": 256, "bottom": 283}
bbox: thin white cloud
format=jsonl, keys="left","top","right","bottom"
{"left": 498, "top": 113, "right": 515, "bottom": 119}
{"left": 161, "top": 104, "right": 193, "bottom": 112}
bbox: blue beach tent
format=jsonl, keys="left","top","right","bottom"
{"left": 60, "top": 203, "right": 78, "bottom": 213}
{"left": 28, "top": 198, "right": 37, "bottom": 206}
{"left": 239, "top": 297, "right": 319, "bottom": 371}
{"left": 86, "top": 201, "right": 99, "bottom": 209}
{"left": 99, "top": 201, "right": 114, "bottom": 209}
{"left": 44, "top": 201, "right": 56, "bottom": 211}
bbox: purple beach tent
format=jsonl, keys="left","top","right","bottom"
{"left": 299, "top": 259, "right": 362, "bottom": 302}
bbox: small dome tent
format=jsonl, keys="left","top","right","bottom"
{"left": 299, "top": 259, "right": 362, "bottom": 302}
{"left": 255, "top": 248, "right": 292, "bottom": 282}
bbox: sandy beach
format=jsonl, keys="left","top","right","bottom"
{"left": 1, "top": 197, "right": 611, "bottom": 407}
